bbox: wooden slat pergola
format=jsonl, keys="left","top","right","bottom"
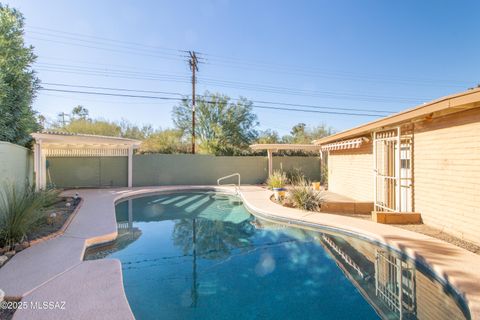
{"left": 249, "top": 143, "right": 322, "bottom": 176}
{"left": 31, "top": 132, "right": 141, "bottom": 190}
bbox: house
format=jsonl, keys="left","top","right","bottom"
{"left": 314, "top": 88, "right": 480, "bottom": 245}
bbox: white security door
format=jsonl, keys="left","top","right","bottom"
{"left": 399, "top": 140, "right": 412, "bottom": 212}
{"left": 374, "top": 129, "right": 412, "bottom": 212}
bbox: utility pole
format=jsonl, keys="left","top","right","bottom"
{"left": 58, "top": 112, "right": 70, "bottom": 127}
{"left": 188, "top": 51, "right": 199, "bottom": 154}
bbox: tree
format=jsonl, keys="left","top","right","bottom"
{"left": 256, "top": 129, "right": 280, "bottom": 144}
{"left": 288, "top": 123, "right": 308, "bottom": 143}
{"left": 309, "top": 124, "right": 333, "bottom": 141}
{"left": 71, "top": 105, "right": 89, "bottom": 120}
{"left": 119, "top": 119, "right": 153, "bottom": 140}
{"left": 0, "top": 5, "right": 40, "bottom": 146}
{"left": 283, "top": 123, "right": 333, "bottom": 144}
{"left": 172, "top": 91, "right": 259, "bottom": 155}
{"left": 61, "top": 119, "right": 122, "bottom": 136}
{"left": 139, "top": 129, "right": 189, "bottom": 154}
{"left": 52, "top": 107, "right": 152, "bottom": 139}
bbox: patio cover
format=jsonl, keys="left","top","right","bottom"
{"left": 249, "top": 143, "right": 322, "bottom": 176}
{"left": 319, "top": 137, "right": 369, "bottom": 151}
{"left": 31, "top": 132, "right": 141, "bottom": 189}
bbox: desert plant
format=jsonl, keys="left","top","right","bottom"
{"left": 286, "top": 167, "right": 305, "bottom": 185}
{"left": 266, "top": 170, "right": 288, "bottom": 189}
{"left": 0, "top": 184, "right": 60, "bottom": 247}
{"left": 287, "top": 178, "right": 324, "bottom": 211}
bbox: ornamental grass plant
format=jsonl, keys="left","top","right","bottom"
{"left": 0, "top": 183, "right": 60, "bottom": 248}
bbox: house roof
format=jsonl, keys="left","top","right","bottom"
{"left": 249, "top": 143, "right": 321, "bottom": 151}
{"left": 31, "top": 132, "right": 141, "bottom": 147}
{"left": 313, "top": 88, "right": 480, "bottom": 145}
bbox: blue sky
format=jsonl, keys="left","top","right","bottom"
{"left": 4, "top": 0, "right": 480, "bottom": 135}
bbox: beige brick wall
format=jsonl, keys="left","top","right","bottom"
{"left": 413, "top": 108, "right": 480, "bottom": 245}
{"left": 328, "top": 142, "right": 374, "bottom": 201}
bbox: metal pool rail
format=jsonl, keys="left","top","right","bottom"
{"left": 217, "top": 173, "right": 241, "bottom": 193}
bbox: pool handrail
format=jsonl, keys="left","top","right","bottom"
{"left": 217, "top": 173, "right": 241, "bottom": 193}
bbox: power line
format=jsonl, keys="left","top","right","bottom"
{"left": 251, "top": 105, "right": 382, "bottom": 117}
{"left": 40, "top": 88, "right": 182, "bottom": 100}
{"left": 35, "top": 62, "right": 423, "bottom": 104}
{"left": 202, "top": 57, "right": 470, "bottom": 88}
{"left": 249, "top": 99, "right": 392, "bottom": 114}
{"left": 38, "top": 87, "right": 387, "bottom": 117}
{"left": 39, "top": 91, "right": 175, "bottom": 105}
{"left": 28, "top": 36, "right": 185, "bottom": 62}
{"left": 28, "top": 26, "right": 181, "bottom": 51}
{"left": 28, "top": 31, "right": 182, "bottom": 58}
{"left": 197, "top": 78, "right": 423, "bottom": 103}
{"left": 36, "top": 67, "right": 191, "bottom": 84}
{"left": 26, "top": 27, "right": 472, "bottom": 87}
{"left": 41, "top": 83, "right": 395, "bottom": 114}
{"left": 42, "top": 82, "right": 184, "bottom": 96}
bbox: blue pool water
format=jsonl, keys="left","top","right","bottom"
{"left": 85, "top": 191, "right": 468, "bottom": 320}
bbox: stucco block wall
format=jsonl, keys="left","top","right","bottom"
{"left": 133, "top": 154, "right": 267, "bottom": 186}
{"left": 413, "top": 108, "right": 480, "bottom": 245}
{"left": 47, "top": 157, "right": 127, "bottom": 188}
{"left": 0, "top": 141, "right": 33, "bottom": 187}
{"left": 273, "top": 156, "right": 321, "bottom": 182}
{"left": 327, "top": 142, "right": 373, "bottom": 201}
{"left": 44, "top": 155, "right": 320, "bottom": 188}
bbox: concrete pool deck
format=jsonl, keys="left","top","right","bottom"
{"left": 0, "top": 185, "right": 479, "bottom": 319}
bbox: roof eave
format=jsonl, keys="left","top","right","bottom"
{"left": 313, "top": 88, "right": 480, "bottom": 145}
{"left": 31, "top": 132, "right": 142, "bottom": 147}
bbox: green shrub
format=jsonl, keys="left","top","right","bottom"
{"left": 266, "top": 170, "right": 287, "bottom": 189}
{"left": 287, "top": 179, "right": 324, "bottom": 211}
{"left": 0, "top": 184, "right": 60, "bottom": 248}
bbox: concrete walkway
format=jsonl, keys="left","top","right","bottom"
{"left": 0, "top": 185, "right": 479, "bottom": 319}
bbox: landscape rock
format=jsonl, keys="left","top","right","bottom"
{"left": 4, "top": 251, "right": 15, "bottom": 259}
{"left": 0, "top": 255, "right": 8, "bottom": 267}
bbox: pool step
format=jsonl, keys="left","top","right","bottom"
{"left": 229, "top": 198, "right": 243, "bottom": 206}
{"left": 210, "top": 193, "right": 243, "bottom": 206}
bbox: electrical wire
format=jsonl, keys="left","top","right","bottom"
{"left": 38, "top": 87, "right": 388, "bottom": 117}
{"left": 41, "top": 82, "right": 395, "bottom": 114}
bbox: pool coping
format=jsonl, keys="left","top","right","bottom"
{"left": 1, "top": 185, "right": 479, "bottom": 319}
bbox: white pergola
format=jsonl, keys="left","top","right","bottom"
{"left": 314, "top": 137, "right": 369, "bottom": 151}
{"left": 31, "top": 132, "right": 141, "bottom": 190}
{"left": 249, "top": 143, "right": 322, "bottom": 176}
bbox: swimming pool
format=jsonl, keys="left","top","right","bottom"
{"left": 85, "top": 191, "right": 469, "bottom": 320}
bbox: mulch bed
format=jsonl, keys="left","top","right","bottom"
{"left": 0, "top": 196, "right": 80, "bottom": 320}
{"left": 0, "top": 196, "right": 80, "bottom": 266}
{"left": 26, "top": 197, "right": 80, "bottom": 243}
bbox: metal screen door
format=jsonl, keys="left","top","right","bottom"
{"left": 373, "top": 128, "right": 412, "bottom": 212}
{"left": 375, "top": 249, "right": 416, "bottom": 319}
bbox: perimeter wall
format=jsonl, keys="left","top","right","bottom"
{"left": 0, "top": 142, "right": 34, "bottom": 188}
{"left": 45, "top": 154, "right": 320, "bottom": 188}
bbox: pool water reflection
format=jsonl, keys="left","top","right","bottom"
{"left": 85, "top": 191, "right": 469, "bottom": 320}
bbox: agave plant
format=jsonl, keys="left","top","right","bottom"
{"left": 266, "top": 170, "right": 288, "bottom": 189}
{"left": 287, "top": 178, "right": 324, "bottom": 211}
{"left": 0, "top": 184, "right": 60, "bottom": 248}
